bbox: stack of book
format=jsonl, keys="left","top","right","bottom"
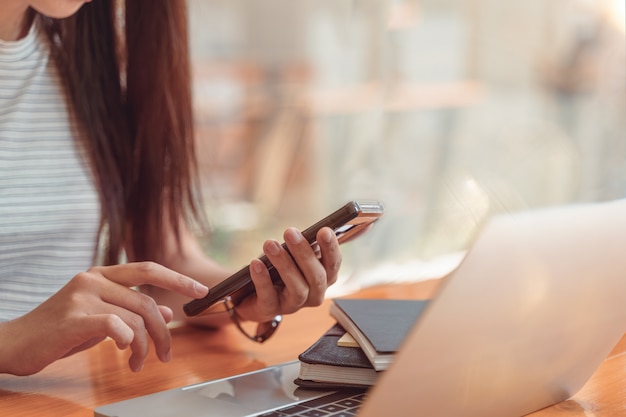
{"left": 295, "top": 298, "right": 430, "bottom": 389}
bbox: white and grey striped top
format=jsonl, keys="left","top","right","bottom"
{"left": 0, "top": 24, "right": 100, "bottom": 321}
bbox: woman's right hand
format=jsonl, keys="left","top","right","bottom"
{"left": 0, "top": 262, "right": 208, "bottom": 376}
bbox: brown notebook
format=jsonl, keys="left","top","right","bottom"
{"left": 295, "top": 323, "right": 379, "bottom": 389}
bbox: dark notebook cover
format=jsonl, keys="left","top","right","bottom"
{"left": 332, "top": 298, "right": 429, "bottom": 354}
{"left": 329, "top": 298, "right": 430, "bottom": 370}
{"left": 298, "top": 323, "right": 375, "bottom": 369}
{"left": 296, "top": 323, "right": 378, "bottom": 389}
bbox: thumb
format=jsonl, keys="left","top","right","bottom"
{"left": 158, "top": 305, "right": 174, "bottom": 324}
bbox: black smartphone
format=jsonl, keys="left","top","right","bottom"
{"left": 183, "top": 200, "right": 384, "bottom": 316}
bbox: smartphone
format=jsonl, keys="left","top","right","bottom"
{"left": 183, "top": 200, "right": 384, "bottom": 316}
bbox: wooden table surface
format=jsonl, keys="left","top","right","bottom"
{"left": 0, "top": 279, "right": 624, "bottom": 417}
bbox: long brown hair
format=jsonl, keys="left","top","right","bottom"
{"left": 36, "top": 0, "right": 202, "bottom": 264}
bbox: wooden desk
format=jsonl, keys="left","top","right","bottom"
{"left": 0, "top": 279, "right": 624, "bottom": 417}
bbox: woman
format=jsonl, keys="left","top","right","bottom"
{"left": 0, "top": 0, "right": 341, "bottom": 376}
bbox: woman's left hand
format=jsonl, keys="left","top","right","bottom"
{"left": 235, "top": 226, "right": 341, "bottom": 323}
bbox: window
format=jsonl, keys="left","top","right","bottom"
{"left": 189, "top": 0, "right": 625, "bottom": 290}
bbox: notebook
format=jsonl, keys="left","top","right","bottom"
{"left": 328, "top": 298, "right": 430, "bottom": 370}
{"left": 94, "top": 198, "right": 626, "bottom": 417}
{"left": 294, "top": 299, "right": 430, "bottom": 389}
{"left": 295, "top": 323, "right": 379, "bottom": 389}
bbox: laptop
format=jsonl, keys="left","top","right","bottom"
{"left": 94, "top": 198, "right": 626, "bottom": 417}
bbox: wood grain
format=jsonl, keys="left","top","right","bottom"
{"left": 0, "top": 279, "right": 623, "bottom": 417}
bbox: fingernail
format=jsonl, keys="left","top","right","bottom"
{"left": 285, "top": 228, "right": 303, "bottom": 244}
{"left": 163, "top": 349, "right": 172, "bottom": 363}
{"left": 251, "top": 259, "right": 264, "bottom": 274}
{"left": 321, "top": 227, "right": 333, "bottom": 243}
{"left": 266, "top": 240, "right": 281, "bottom": 256}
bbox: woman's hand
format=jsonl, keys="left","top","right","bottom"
{"left": 235, "top": 226, "right": 342, "bottom": 323}
{"left": 0, "top": 262, "right": 208, "bottom": 376}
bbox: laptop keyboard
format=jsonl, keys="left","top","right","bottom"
{"left": 258, "top": 391, "right": 367, "bottom": 417}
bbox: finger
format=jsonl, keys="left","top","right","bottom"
{"left": 92, "top": 302, "right": 152, "bottom": 372}
{"left": 76, "top": 313, "right": 135, "bottom": 351}
{"left": 283, "top": 228, "right": 328, "bottom": 306}
{"left": 69, "top": 271, "right": 173, "bottom": 366}
{"left": 263, "top": 238, "right": 308, "bottom": 313}
{"left": 60, "top": 313, "right": 126, "bottom": 358}
{"left": 316, "top": 227, "right": 342, "bottom": 287}
{"left": 158, "top": 305, "right": 174, "bottom": 324}
{"left": 248, "top": 258, "right": 281, "bottom": 320}
{"left": 96, "top": 282, "right": 171, "bottom": 365}
{"left": 126, "top": 315, "right": 149, "bottom": 372}
{"left": 89, "top": 262, "right": 208, "bottom": 299}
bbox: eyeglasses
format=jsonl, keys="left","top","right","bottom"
{"left": 223, "top": 296, "right": 283, "bottom": 343}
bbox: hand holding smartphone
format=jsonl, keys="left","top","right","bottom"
{"left": 183, "top": 200, "right": 384, "bottom": 317}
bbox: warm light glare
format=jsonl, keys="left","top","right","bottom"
{"left": 609, "top": 0, "right": 625, "bottom": 30}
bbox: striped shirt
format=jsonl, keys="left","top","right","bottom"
{"left": 0, "top": 24, "right": 101, "bottom": 321}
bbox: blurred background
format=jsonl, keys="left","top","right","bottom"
{"left": 187, "top": 0, "right": 625, "bottom": 294}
